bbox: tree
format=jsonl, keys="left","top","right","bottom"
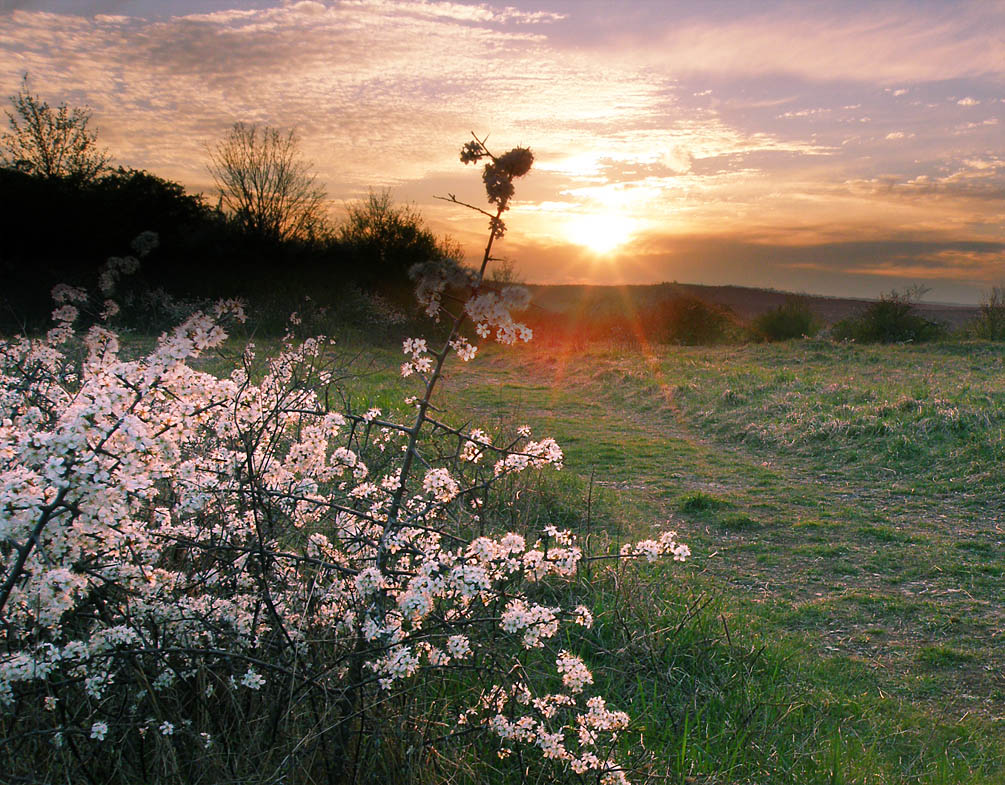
{"left": 208, "top": 122, "right": 328, "bottom": 243}
{"left": 1, "top": 74, "right": 109, "bottom": 182}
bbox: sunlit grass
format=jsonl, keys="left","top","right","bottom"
{"left": 108, "top": 323, "right": 1004, "bottom": 783}
{"left": 439, "top": 335, "right": 1005, "bottom": 784}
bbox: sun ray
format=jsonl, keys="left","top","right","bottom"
{"left": 565, "top": 212, "right": 637, "bottom": 254}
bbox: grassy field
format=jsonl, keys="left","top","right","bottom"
{"left": 57, "top": 318, "right": 1005, "bottom": 783}
{"left": 416, "top": 334, "right": 1005, "bottom": 784}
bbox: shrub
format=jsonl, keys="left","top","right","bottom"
{"left": 337, "top": 189, "right": 457, "bottom": 295}
{"left": 650, "top": 296, "right": 738, "bottom": 345}
{"left": 754, "top": 297, "right": 818, "bottom": 341}
{"left": 0, "top": 138, "right": 690, "bottom": 784}
{"left": 970, "top": 285, "right": 1005, "bottom": 340}
{"left": 0, "top": 165, "right": 236, "bottom": 328}
{"left": 832, "top": 287, "right": 944, "bottom": 343}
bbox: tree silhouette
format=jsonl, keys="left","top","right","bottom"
{"left": 208, "top": 122, "right": 328, "bottom": 243}
{"left": 1, "top": 74, "right": 109, "bottom": 182}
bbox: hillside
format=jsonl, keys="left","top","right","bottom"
{"left": 527, "top": 282, "right": 980, "bottom": 330}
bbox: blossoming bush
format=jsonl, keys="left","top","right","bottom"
{"left": 0, "top": 137, "right": 688, "bottom": 784}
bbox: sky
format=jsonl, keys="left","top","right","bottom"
{"left": 1, "top": 0, "right": 1003, "bottom": 303}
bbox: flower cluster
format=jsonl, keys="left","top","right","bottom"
{"left": 460, "top": 428, "right": 490, "bottom": 463}
{"left": 460, "top": 137, "right": 534, "bottom": 214}
{"left": 494, "top": 437, "right": 564, "bottom": 476}
{"left": 0, "top": 145, "right": 691, "bottom": 783}
{"left": 400, "top": 337, "right": 432, "bottom": 377}
{"left": 422, "top": 467, "right": 461, "bottom": 502}
{"left": 556, "top": 651, "right": 594, "bottom": 693}
{"left": 462, "top": 676, "right": 632, "bottom": 783}
{"left": 466, "top": 287, "right": 533, "bottom": 344}
{"left": 450, "top": 336, "right": 478, "bottom": 361}
{"left": 619, "top": 529, "right": 691, "bottom": 563}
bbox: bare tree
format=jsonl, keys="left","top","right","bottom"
{"left": 208, "top": 122, "right": 328, "bottom": 242}
{"left": 1, "top": 74, "right": 109, "bottom": 182}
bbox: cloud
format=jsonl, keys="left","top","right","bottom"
{"left": 0, "top": 3, "right": 617, "bottom": 193}
{"left": 0, "top": 0, "right": 836, "bottom": 199}
{"left": 623, "top": 2, "right": 1004, "bottom": 83}
{"left": 777, "top": 107, "right": 832, "bottom": 120}
{"left": 339, "top": 0, "right": 565, "bottom": 25}
{"left": 848, "top": 165, "right": 1005, "bottom": 204}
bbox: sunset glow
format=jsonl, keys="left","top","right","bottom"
{"left": 565, "top": 213, "right": 637, "bottom": 255}
{"left": 1, "top": 0, "right": 1002, "bottom": 302}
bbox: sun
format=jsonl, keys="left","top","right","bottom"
{"left": 565, "top": 212, "right": 636, "bottom": 255}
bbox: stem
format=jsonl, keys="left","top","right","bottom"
{"left": 379, "top": 205, "right": 504, "bottom": 569}
{"left": 0, "top": 486, "right": 70, "bottom": 619}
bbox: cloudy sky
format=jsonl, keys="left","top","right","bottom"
{"left": 2, "top": 0, "right": 1003, "bottom": 302}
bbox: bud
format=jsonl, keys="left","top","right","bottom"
{"left": 482, "top": 164, "right": 516, "bottom": 208}
{"left": 460, "top": 141, "right": 484, "bottom": 164}
{"left": 495, "top": 147, "right": 534, "bottom": 178}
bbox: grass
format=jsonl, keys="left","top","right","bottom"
{"left": 90, "top": 323, "right": 1005, "bottom": 782}
{"left": 432, "top": 334, "right": 1005, "bottom": 783}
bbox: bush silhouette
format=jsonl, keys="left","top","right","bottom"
{"left": 0, "top": 167, "right": 229, "bottom": 327}
{"left": 337, "top": 189, "right": 457, "bottom": 296}
{"left": 971, "top": 286, "right": 1005, "bottom": 340}
{"left": 651, "top": 296, "right": 738, "bottom": 345}
{"left": 754, "top": 297, "right": 818, "bottom": 341}
{"left": 832, "top": 287, "right": 944, "bottom": 343}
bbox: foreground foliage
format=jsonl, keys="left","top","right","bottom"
{"left": 0, "top": 141, "right": 689, "bottom": 784}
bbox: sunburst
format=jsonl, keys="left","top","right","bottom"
{"left": 565, "top": 213, "right": 636, "bottom": 254}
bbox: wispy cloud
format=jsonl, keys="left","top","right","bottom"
{"left": 618, "top": 2, "right": 1004, "bottom": 83}
{"left": 1, "top": 3, "right": 583, "bottom": 189}
{"left": 340, "top": 0, "right": 565, "bottom": 24}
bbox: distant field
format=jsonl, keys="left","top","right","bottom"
{"left": 437, "top": 334, "right": 1004, "bottom": 783}
{"left": 527, "top": 282, "right": 980, "bottom": 331}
